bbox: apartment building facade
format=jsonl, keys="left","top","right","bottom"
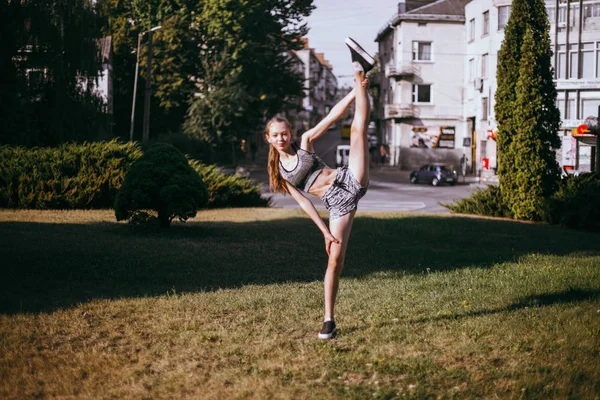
{"left": 549, "top": 0, "right": 600, "bottom": 171}
{"left": 466, "top": 0, "right": 600, "bottom": 174}
{"left": 293, "top": 39, "right": 338, "bottom": 134}
{"left": 376, "top": 0, "right": 600, "bottom": 173}
{"left": 281, "top": 50, "right": 309, "bottom": 136}
{"left": 375, "top": 0, "right": 471, "bottom": 170}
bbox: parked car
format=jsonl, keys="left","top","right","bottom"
{"left": 410, "top": 164, "right": 457, "bottom": 186}
{"left": 336, "top": 144, "right": 350, "bottom": 167}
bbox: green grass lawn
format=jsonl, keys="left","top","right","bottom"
{"left": 1, "top": 208, "right": 599, "bottom": 399}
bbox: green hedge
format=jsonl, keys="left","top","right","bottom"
{"left": 442, "top": 185, "right": 511, "bottom": 219}
{"left": 188, "top": 159, "right": 269, "bottom": 208}
{"left": 545, "top": 173, "right": 600, "bottom": 231}
{"left": 444, "top": 174, "right": 600, "bottom": 232}
{"left": 0, "top": 141, "right": 268, "bottom": 210}
{"left": 0, "top": 140, "right": 142, "bottom": 209}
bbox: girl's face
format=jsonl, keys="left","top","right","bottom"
{"left": 266, "top": 121, "right": 292, "bottom": 151}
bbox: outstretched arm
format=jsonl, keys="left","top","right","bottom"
{"left": 285, "top": 182, "right": 340, "bottom": 255}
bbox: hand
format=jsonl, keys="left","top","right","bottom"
{"left": 324, "top": 232, "right": 341, "bottom": 256}
{"left": 361, "top": 78, "right": 369, "bottom": 88}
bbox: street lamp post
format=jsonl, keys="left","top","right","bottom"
{"left": 129, "top": 25, "right": 161, "bottom": 142}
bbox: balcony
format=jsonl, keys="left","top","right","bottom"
{"left": 384, "top": 103, "right": 417, "bottom": 119}
{"left": 385, "top": 63, "right": 419, "bottom": 80}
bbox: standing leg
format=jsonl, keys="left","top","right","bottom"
{"left": 323, "top": 211, "right": 355, "bottom": 324}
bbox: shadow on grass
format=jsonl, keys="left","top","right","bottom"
{"left": 403, "top": 288, "right": 600, "bottom": 326}
{"left": 1, "top": 214, "right": 599, "bottom": 314}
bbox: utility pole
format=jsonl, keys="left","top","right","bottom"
{"left": 129, "top": 33, "right": 142, "bottom": 142}
{"left": 130, "top": 26, "right": 161, "bottom": 143}
{"left": 142, "top": 30, "right": 154, "bottom": 143}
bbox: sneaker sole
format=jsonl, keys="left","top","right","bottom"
{"left": 318, "top": 327, "right": 337, "bottom": 339}
{"left": 345, "top": 37, "right": 375, "bottom": 66}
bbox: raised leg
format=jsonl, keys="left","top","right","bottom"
{"left": 323, "top": 210, "right": 355, "bottom": 322}
{"left": 347, "top": 70, "right": 370, "bottom": 187}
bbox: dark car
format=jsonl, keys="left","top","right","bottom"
{"left": 410, "top": 164, "right": 457, "bottom": 186}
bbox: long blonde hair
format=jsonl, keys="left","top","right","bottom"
{"left": 265, "top": 117, "right": 292, "bottom": 194}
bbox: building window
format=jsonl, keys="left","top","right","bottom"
{"left": 570, "top": 3, "right": 580, "bottom": 29}
{"left": 586, "top": 5, "right": 600, "bottom": 30}
{"left": 469, "top": 58, "right": 475, "bottom": 81}
{"left": 412, "top": 84, "right": 432, "bottom": 103}
{"left": 557, "top": 44, "right": 566, "bottom": 79}
{"left": 547, "top": 7, "right": 555, "bottom": 23}
{"left": 482, "top": 11, "right": 489, "bottom": 36}
{"left": 560, "top": 97, "right": 576, "bottom": 119}
{"left": 582, "top": 98, "right": 600, "bottom": 118}
{"left": 469, "top": 18, "right": 475, "bottom": 42}
{"left": 412, "top": 41, "right": 432, "bottom": 61}
{"left": 558, "top": 6, "right": 566, "bottom": 26}
{"left": 481, "top": 53, "right": 488, "bottom": 78}
{"left": 567, "top": 98, "right": 576, "bottom": 118}
{"left": 581, "top": 42, "right": 594, "bottom": 79}
{"left": 482, "top": 97, "right": 488, "bottom": 120}
{"left": 569, "top": 44, "right": 578, "bottom": 79}
{"left": 498, "top": 5, "right": 511, "bottom": 30}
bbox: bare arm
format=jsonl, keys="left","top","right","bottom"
{"left": 285, "top": 182, "right": 340, "bottom": 255}
{"left": 300, "top": 89, "right": 356, "bottom": 151}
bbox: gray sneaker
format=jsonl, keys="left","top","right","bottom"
{"left": 345, "top": 37, "right": 375, "bottom": 73}
{"left": 318, "top": 320, "right": 337, "bottom": 339}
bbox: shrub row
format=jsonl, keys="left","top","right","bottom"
{"left": 445, "top": 173, "right": 600, "bottom": 231}
{"left": 0, "top": 140, "right": 268, "bottom": 210}
{"left": 545, "top": 173, "right": 600, "bottom": 231}
{"left": 0, "top": 140, "right": 142, "bottom": 209}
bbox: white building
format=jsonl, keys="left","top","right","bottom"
{"left": 294, "top": 39, "right": 338, "bottom": 132}
{"left": 463, "top": 0, "right": 507, "bottom": 174}
{"left": 549, "top": 0, "right": 600, "bottom": 172}
{"left": 375, "top": 0, "right": 600, "bottom": 174}
{"left": 375, "top": 0, "right": 471, "bottom": 170}
{"left": 281, "top": 50, "right": 309, "bottom": 136}
{"left": 465, "top": 0, "right": 600, "bottom": 174}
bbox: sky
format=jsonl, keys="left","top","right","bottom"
{"left": 303, "top": 0, "right": 402, "bottom": 88}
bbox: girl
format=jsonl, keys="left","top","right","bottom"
{"left": 265, "top": 38, "right": 375, "bottom": 339}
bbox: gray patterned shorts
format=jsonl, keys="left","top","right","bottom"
{"left": 320, "top": 166, "right": 368, "bottom": 220}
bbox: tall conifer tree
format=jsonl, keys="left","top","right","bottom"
{"left": 494, "top": 0, "right": 560, "bottom": 219}
{"left": 511, "top": 27, "right": 560, "bottom": 219}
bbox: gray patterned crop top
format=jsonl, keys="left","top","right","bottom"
{"left": 279, "top": 143, "right": 328, "bottom": 192}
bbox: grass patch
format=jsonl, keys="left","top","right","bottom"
{"left": 1, "top": 209, "right": 599, "bottom": 398}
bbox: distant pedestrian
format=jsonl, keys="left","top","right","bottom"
{"left": 265, "top": 37, "right": 374, "bottom": 340}
{"left": 379, "top": 144, "right": 388, "bottom": 166}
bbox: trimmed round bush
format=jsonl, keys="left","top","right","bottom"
{"left": 114, "top": 143, "right": 208, "bottom": 228}
{"left": 545, "top": 173, "right": 600, "bottom": 231}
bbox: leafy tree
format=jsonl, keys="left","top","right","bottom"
{"left": 183, "top": 52, "right": 252, "bottom": 149}
{"left": 114, "top": 143, "right": 208, "bottom": 228}
{"left": 510, "top": 26, "right": 560, "bottom": 219}
{"left": 96, "top": 0, "right": 312, "bottom": 156}
{"left": 0, "top": 0, "right": 106, "bottom": 146}
{"left": 494, "top": 0, "right": 560, "bottom": 219}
